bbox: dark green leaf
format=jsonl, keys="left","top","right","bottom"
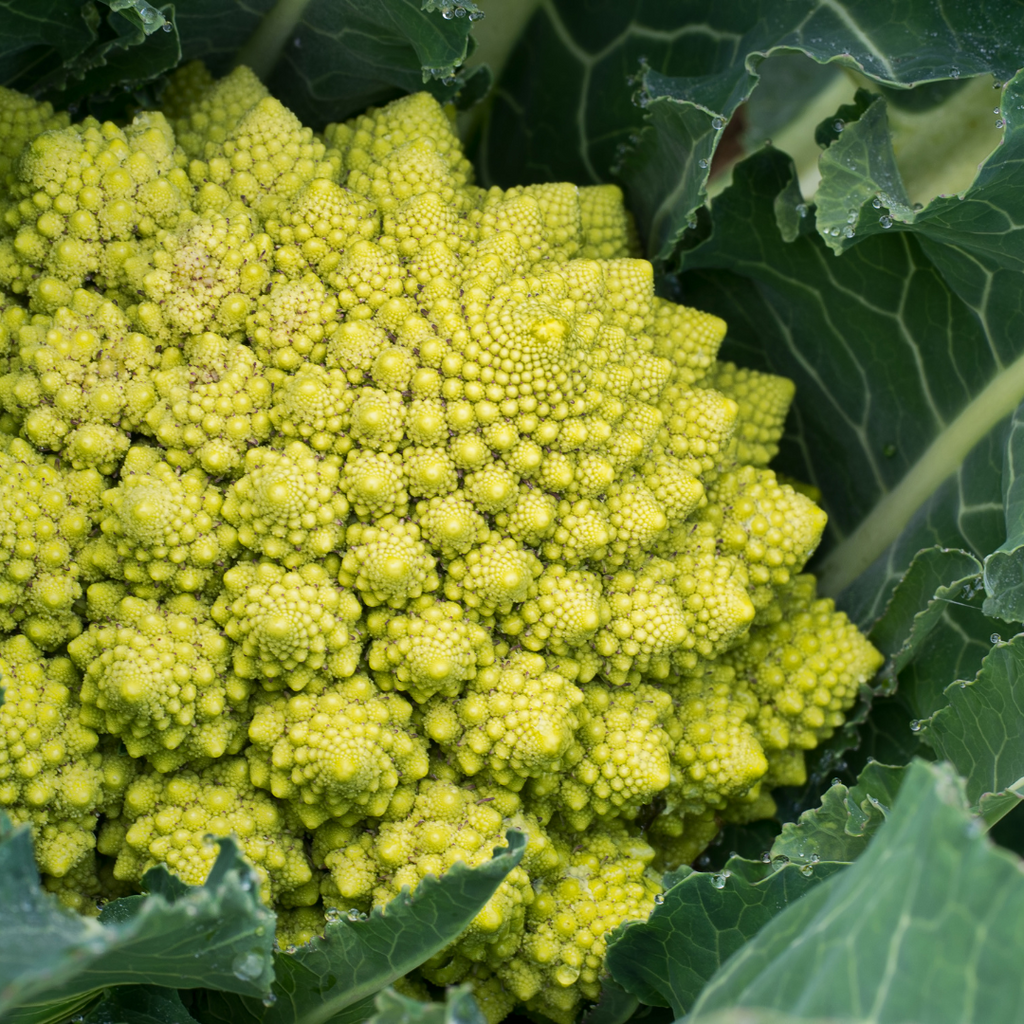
{"left": 688, "top": 1012, "right": 866, "bottom": 1024}
{"left": 841, "top": 695, "right": 927, "bottom": 779}
{"left": 813, "top": 90, "right": 914, "bottom": 251}
{"left": 42, "top": 3, "right": 181, "bottom": 108}
{"left": 867, "top": 547, "right": 983, "bottom": 677}
{"left": 0, "top": 0, "right": 178, "bottom": 110}
{"left": 689, "top": 760, "right": 1024, "bottom": 1023}
{"left": 676, "top": 143, "right": 1019, "bottom": 624}
{"left": 0, "top": 827, "right": 274, "bottom": 1024}
{"left": 990, "top": 796, "right": 1024, "bottom": 857}
{"left": 369, "top": 985, "right": 485, "bottom": 1024}
{"left": 984, "top": 401, "right": 1024, "bottom": 621}
{"left": 0, "top": 1, "right": 102, "bottom": 89}
{"left": 168, "top": 0, "right": 275, "bottom": 74}
{"left": 770, "top": 762, "right": 904, "bottom": 866}
{"left": 257, "top": 0, "right": 475, "bottom": 128}
{"left": 606, "top": 759, "right": 907, "bottom": 1015}
{"left": 743, "top": 52, "right": 841, "bottom": 150}
{"left": 81, "top": 986, "right": 200, "bottom": 1024}
{"left": 484, "top": 0, "right": 1023, "bottom": 262}
{"left": 923, "top": 633, "right": 1024, "bottom": 825}
{"left": 580, "top": 975, "right": 641, "bottom": 1024}
{"left": 196, "top": 831, "right": 526, "bottom": 1024}
{"left": 604, "top": 857, "right": 840, "bottom": 1017}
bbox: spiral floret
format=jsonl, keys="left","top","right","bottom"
{"left": 213, "top": 560, "right": 363, "bottom": 690}
{"left": 224, "top": 442, "right": 349, "bottom": 564}
{"left": 422, "top": 651, "right": 585, "bottom": 784}
{"left": 246, "top": 674, "right": 429, "bottom": 828}
{"left": 68, "top": 592, "right": 251, "bottom": 771}
{"left": 94, "top": 445, "right": 239, "bottom": 595}
{"left": 0, "top": 437, "right": 91, "bottom": 646}
{"left": 0, "top": 635, "right": 132, "bottom": 875}
{"left": 111, "top": 756, "right": 315, "bottom": 905}
{"left": 367, "top": 597, "right": 495, "bottom": 702}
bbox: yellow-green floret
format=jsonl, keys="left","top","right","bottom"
{"left": 0, "top": 437, "right": 92, "bottom": 647}
{"left": 0, "top": 635, "right": 133, "bottom": 875}
{"left": 68, "top": 592, "right": 252, "bottom": 771}
{"left": 246, "top": 673, "right": 429, "bottom": 828}
{"left": 0, "top": 67, "right": 885, "bottom": 1024}
{"left": 109, "top": 755, "right": 315, "bottom": 905}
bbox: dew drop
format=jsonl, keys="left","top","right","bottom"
{"left": 795, "top": 202, "right": 808, "bottom": 218}
{"left": 994, "top": 107, "right": 1002, "bottom": 114}
{"left": 232, "top": 951, "right": 264, "bottom": 982}
{"left": 653, "top": 893, "right": 665, "bottom": 905}
{"left": 833, "top": 119, "right": 845, "bottom": 132}
{"left": 262, "top": 993, "right": 278, "bottom": 1008}
{"left": 455, "top": 6, "right": 466, "bottom": 14}
{"left": 711, "top": 116, "right": 724, "bottom": 130}
{"left": 951, "top": 66, "right": 960, "bottom": 78}
{"left": 913, "top": 202, "right": 923, "bottom": 211}
{"left": 960, "top": 680, "right": 968, "bottom": 688}
{"left": 161, "top": 22, "right": 172, "bottom": 31}
{"left": 698, "top": 158, "right": 709, "bottom": 169}
{"left": 843, "top": 226, "right": 855, "bottom": 238}
{"left": 829, "top": 226, "right": 841, "bottom": 237}
{"left": 879, "top": 215, "right": 893, "bottom": 228}
{"left": 991, "top": 633, "right": 1003, "bottom": 644}
{"left": 799, "top": 863, "right": 814, "bottom": 877}
{"left": 325, "top": 907, "right": 341, "bottom": 923}
{"left": 909, "top": 719, "right": 922, "bottom": 732}
{"left": 831, "top": 778, "right": 842, "bottom": 787}
{"left": 711, "top": 873, "right": 727, "bottom": 889}
{"left": 468, "top": 9, "right": 484, "bottom": 18}
{"left": 872, "top": 197, "right": 883, "bottom": 209}
{"left": 761, "top": 851, "right": 772, "bottom": 863}
{"left": 809, "top": 854, "right": 820, "bottom": 864}
{"left": 442, "top": 7, "right": 454, "bottom": 17}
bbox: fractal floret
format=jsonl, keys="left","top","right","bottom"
{"left": 0, "top": 66, "right": 883, "bottom": 1023}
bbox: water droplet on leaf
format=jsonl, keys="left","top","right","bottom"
{"left": 232, "top": 951, "right": 264, "bottom": 982}
{"left": 879, "top": 215, "right": 893, "bottom": 228}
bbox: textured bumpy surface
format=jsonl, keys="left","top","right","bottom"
{"left": 0, "top": 68, "right": 882, "bottom": 1022}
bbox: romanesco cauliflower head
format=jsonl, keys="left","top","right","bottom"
{"left": 0, "top": 66, "right": 885, "bottom": 1023}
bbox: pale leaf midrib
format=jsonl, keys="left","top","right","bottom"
{"left": 817, "top": 350, "right": 1024, "bottom": 597}
{"left": 233, "top": 0, "right": 315, "bottom": 80}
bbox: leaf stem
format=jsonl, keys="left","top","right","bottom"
{"left": 233, "top": 0, "right": 314, "bottom": 81}
{"left": 818, "top": 348, "right": 1024, "bottom": 598}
